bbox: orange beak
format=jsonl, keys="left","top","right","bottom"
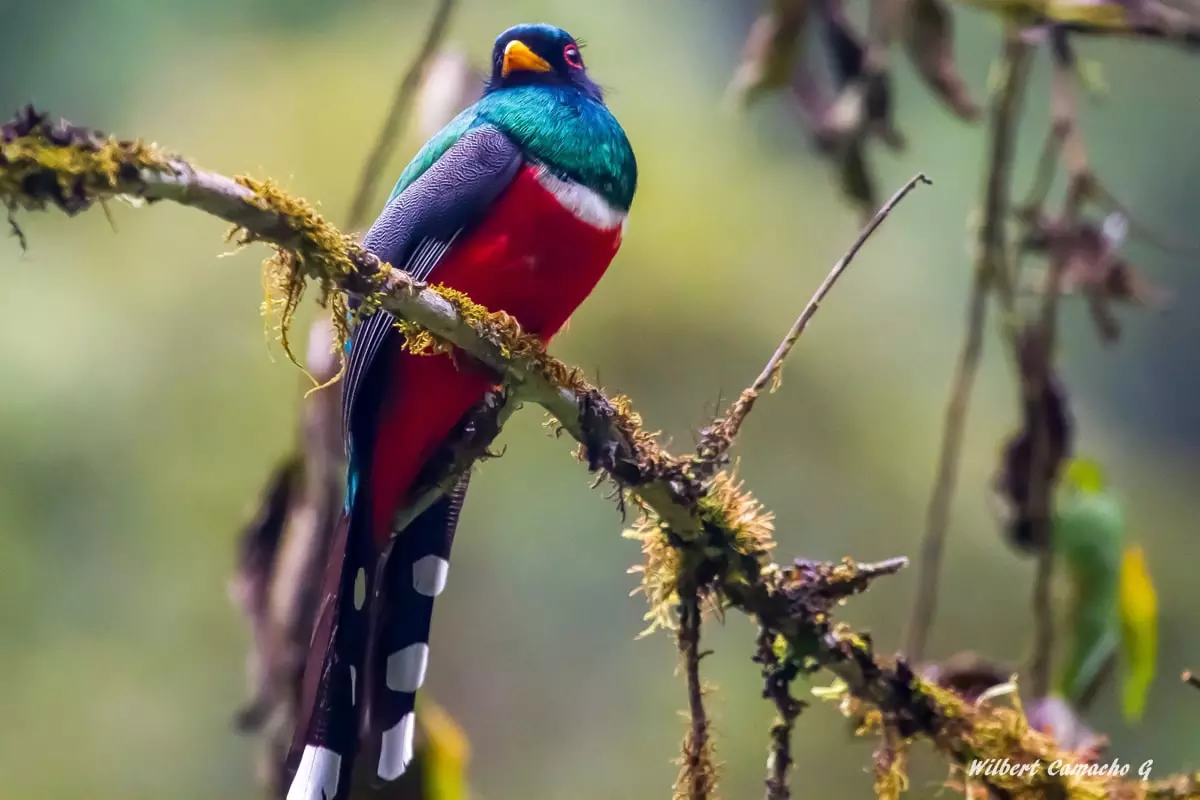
{"left": 501, "top": 40, "right": 552, "bottom": 77}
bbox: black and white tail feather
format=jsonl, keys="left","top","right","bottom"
{"left": 286, "top": 478, "right": 470, "bottom": 800}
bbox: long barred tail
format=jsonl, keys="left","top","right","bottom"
{"left": 285, "top": 476, "right": 471, "bottom": 799}
{"left": 359, "top": 475, "right": 469, "bottom": 785}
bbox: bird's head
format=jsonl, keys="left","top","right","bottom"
{"left": 486, "top": 23, "right": 602, "bottom": 102}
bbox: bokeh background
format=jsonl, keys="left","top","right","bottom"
{"left": 3, "top": 0, "right": 1200, "bottom": 797}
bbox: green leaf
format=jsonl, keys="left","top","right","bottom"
{"left": 1061, "top": 457, "right": 1106, "bottom": 494}
{"left": 1052, "top": 483, "right": 1124, "bottom": 703}
{"left": 1051, "top": 460, "right": 1158, "bottom": 721}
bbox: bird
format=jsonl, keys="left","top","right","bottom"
{"left": 285, "top": 23, "right": 637, "bottom": 800}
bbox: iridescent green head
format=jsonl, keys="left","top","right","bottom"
{"left": 391, "top": 24, "right": 636, "bottom": 212}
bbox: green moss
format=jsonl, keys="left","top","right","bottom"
{"left": 235, "top": 176, "right": 362, "bottom": 385}
{"left": 0, "top": 118, "right": 170, "bottom": 214}
{"left": 627, "top": 471, "right": 775, "bottom": 636}
{"left": 392, "top": 284, "right": 504, "bottom": 357}
{"left": 873, "top": 737, "right": 910, "bottom": 800}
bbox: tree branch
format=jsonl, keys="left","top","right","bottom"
{"left": 675, "top": 591, "right": 717, "bottom": 800}
{"left": 755, "top": 624, "right": 803, "bottom": 800}
{"left": 2, "top": 108, "right": 1194, "bottom": 799}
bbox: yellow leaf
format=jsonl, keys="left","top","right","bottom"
{"left": 1118, "top": 544, "right": 1158, "bottom": 722}
{"left": 1046, "top": 0, "right": 1130, "bottom": 27}
{"left": 954, "top": 0, "right": 1131, "bottom": 29}
{"left": 420, "top": 698, "right": 470, "bottom": 800}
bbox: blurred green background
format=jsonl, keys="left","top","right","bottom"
{"left": 3, "top": 0, "right": 1200, "bottom": 797}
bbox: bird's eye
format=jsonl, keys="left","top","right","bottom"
{"left": 563, "top": 45, "right": 583, "bottom": 69}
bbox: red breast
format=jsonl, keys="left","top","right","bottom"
{"left": 367, "top": 165, "right": 627, "bottom": 543}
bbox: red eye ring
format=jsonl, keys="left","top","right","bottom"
{"left": 563, "top": 44, "right": 583, "bottom": 69}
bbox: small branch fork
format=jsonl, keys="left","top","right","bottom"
{"left": 681, "top": 171, "right": 927, "bottom": 800}
{"left": 694, "top": 173, "right": 932, "bottom": 481}
{"left": 3, "top": 110, "right": 1195, "bottom": 799}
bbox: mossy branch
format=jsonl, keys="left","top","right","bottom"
{"left": 3, "top": 108, "right": 1195, "bottom": 800}
{"left": 675, "top": 592, "right": 718, "bottom": 800}
{"left": 754, "top": 625, "right": 804, "bottom": 800}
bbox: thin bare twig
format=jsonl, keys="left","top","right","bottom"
{"left": 1016, "top": 55, "right": 1200, "bottom": 259}
{"left": 1020, "top": 124, "right": 1066, "bottom": 217}
{"left": 344, "top": 0, "right": 457, "bottom": 230}
{"left": 391, "top": 388, "right": 516, "bottom": 533}
{"left": 905, "top": 36, "right": 1033, "bottom": 662}
{"left": 695, "top": 172, "right": 932, "bottom": 478}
